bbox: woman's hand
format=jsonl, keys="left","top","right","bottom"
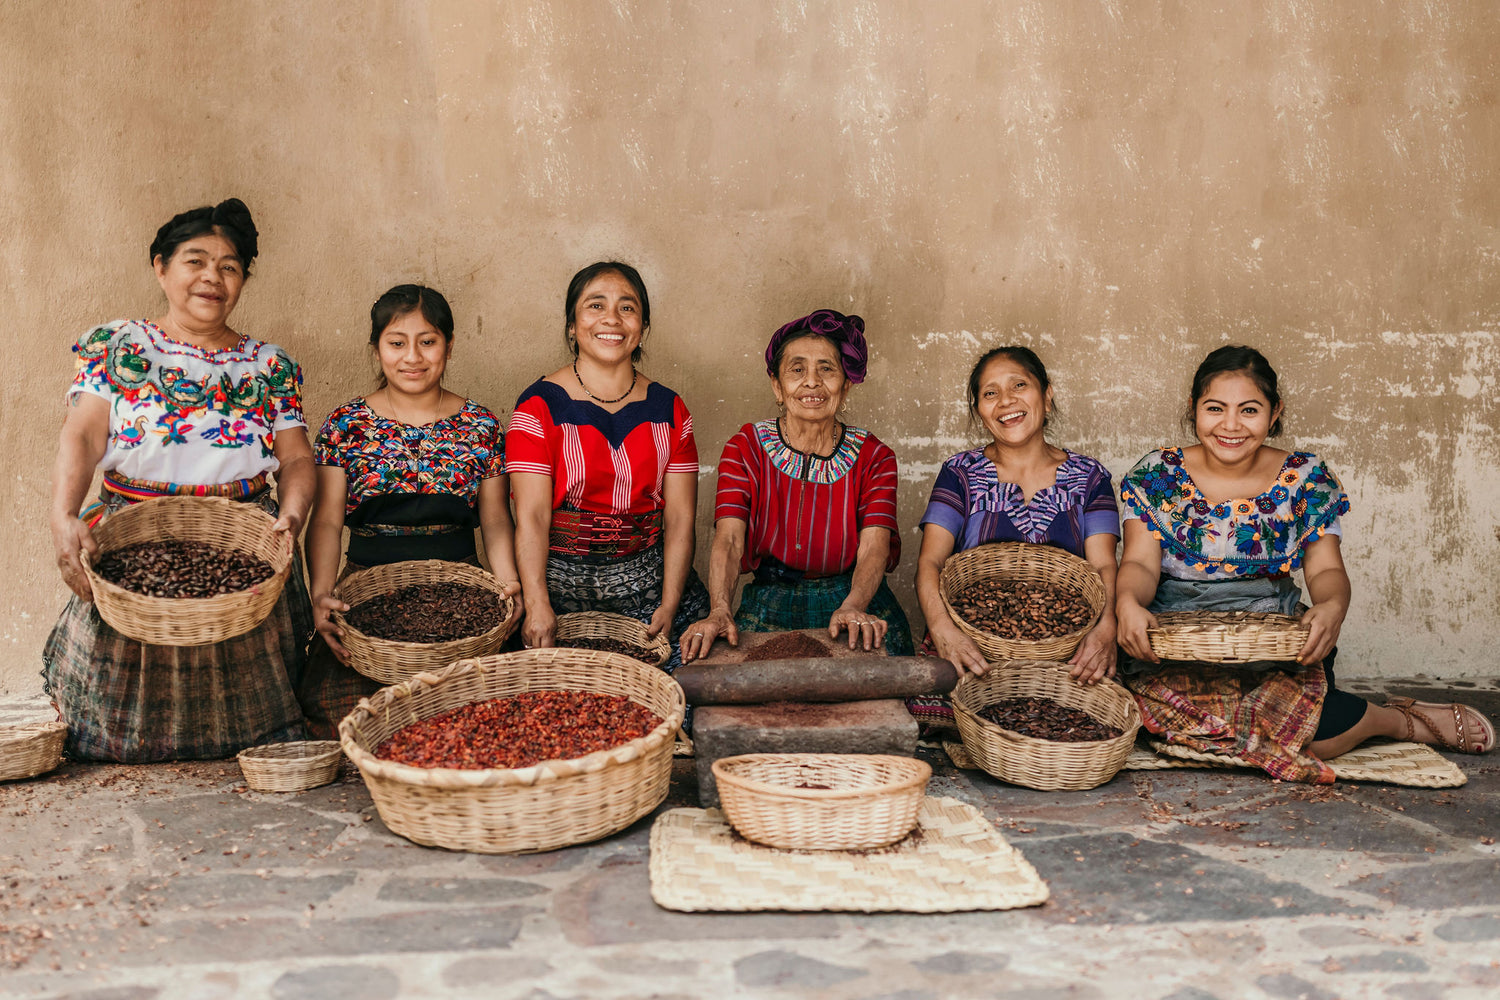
{"left": 1068, "top": 618, "right": 1118, "bottom": 685}
{"left": 680, "top": 607, "right": 736, "bottom": 663}
{"left": 1115, "top": 599, "right": 1158, "bottom": 664}
{"left": 51, "top": 513, "right": 98, "bottom": 602}
{"left": 313, "top": 592, "right": 351, "bottom": 664}
{"left": 522, "top": 598, "right": 556, "bottom": 649}
{"left": 1297, "top": 601, "right": 1345, "bottom": 666}
{"left": 498, "top": 580, "right": 524, "bottom": 630}
{"left": 646, "top": 602, "right": 677, "bottom": 641}
{"left": 829, "top": 605, "right": 887, "bottom": 652}
{"left": 928, "top": 622, "right": 990, "bottom": 677}
{"left": 271, "top": 509, "right": 304, "bottom": 537}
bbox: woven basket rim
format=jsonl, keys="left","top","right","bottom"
{"left": 712, "top": 753, "right": 932, "bottom": 802}
{"left": 555, "top": 611, "right": 672, "bottom": 667}
{"left": 339, "top": 652, "right": 683, "bottom": 789}
{"left": 1148, "top": 610, "right": 1309, "bottom": 633}
{"left": 332, "top": 560, "right": 516, "bottom": 651}
{"left": 237, "top": 740, "right": 343, "bottom": 762}
{"left": 0, "top": 720, "right": 68, "bottom": 743}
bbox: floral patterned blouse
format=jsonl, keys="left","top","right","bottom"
{"left": 68, "top": 320, "right": 305, "bottom": 485}
{"left": 1120, "top": 447, "right": 1349, "bottom": 580}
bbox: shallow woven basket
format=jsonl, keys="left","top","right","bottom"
{"left": 333, "top": 560, "right": 517, "bottom": 685}
{"left": 81, "top": 496, "right": 291, "bottom": 646}
{"left": 952, "top": 660, "right": 1141, "bottom": 791}
{"left": 237, "top": 740, "right": 344, "bottom": 792}
{"left": 712, "top": 753, "right": 932, "bottom": 851}
{"left": 939, "top": 542, "right": 1106, "bottom": 661}
{"left": 0, "top": 722, "right": 67, "bottom": 782}
{"left": 555, "top": 612, "right": 671, "bottom": 668}
{"left": 1148, "top": 610, "right": 1310, "bottom": 664}
{"left": 339, "top": 648, "right": 685, "bottom": 854}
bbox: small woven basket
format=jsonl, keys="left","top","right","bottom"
{"left": 712, "top": 753, "right": 932, "bottom": 851}
{"left": 554, "top": 612, "right": 671, "bottom": 668}
{"left": 952, "top": 660, "right": 1141, "bottom": 791}
{"left": 939, "top": 542, "right": 1106, "bottom": 661}
{"left": 82, "top": 496, "right": 291, "bottom": 646}
{"left": 339, "top": 648, "right": 684, "bottom": 854}
{"left": 0, "top": 722, "right": 67, "bottom": 782}
{"left": 333, "top": 560, "right": 517, "bottom": 685}
{"left": 237, "top": 740, "right": 344, "bottom": 792}
{"left": 1148, "top": 611, "right": 1310, "bottom": 664}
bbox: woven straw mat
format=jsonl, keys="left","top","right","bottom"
{"left": 1148, "top": 739, "right": 1467, "bottom": 788}
{"left": 649, "top": 795, "right": 1049, "bottom": 913}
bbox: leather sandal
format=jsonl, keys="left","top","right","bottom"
{"left": 1385, "top": 696, "right": 1497, "bottom": 754}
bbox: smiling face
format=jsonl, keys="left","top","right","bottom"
{"left": 152, "top": 232, "right": 245, "bottom": 332}
{"left": 568, "top": 270, "right": 645, "bottom": 365}
{"left": 771, "top": 335, "right": 849, "bottom": 423}
{"left": 1192, "top": 372, "right": 1282, "bottom": 465}
{"left": 975, "top": 355, "right": 1052, "bottom": 447}
{"left": 377, "top": 310, "right": 451, "bottom": 397}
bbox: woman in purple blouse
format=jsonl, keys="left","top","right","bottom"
{"left": 912, "top": 348, "right": 1119, "bottom": 716}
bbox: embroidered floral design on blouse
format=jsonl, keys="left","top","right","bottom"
{"left": 751, "top": 418, "right": 868, "bottom": 485}
{"left": 1121, "top": 447, "right": 1349, "bottom": 578}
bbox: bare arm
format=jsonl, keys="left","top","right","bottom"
{"left": 307, "top": 464, "right": 351, "bottom": 661}
{"left": 478, "top": 474, "right": 523, "bottom": 625}
{"left": 1297, "top": 533, "right": 1350, "bottom": 665}
{"left": 913, "top": 523, "right": 988, "bottom": 676}
{"left": 511, "top": 471, "right": 555, "bottom": 647}
{"left": 50, "top": 394, "right": 110, "bottom": 600}
{"left": 270, "top": 427, "right": 316, "bottom": 537}
{"left": 1114, "top": 518, "right": 1164, "bottom": 663}
{"left": 828, "top": 525, "right": 893, "bottom": 651}
{"left": 651, "top": 470, "right": 698, "bottom": 638}
{"left": 679, "top": 517, "right": 746, "bottom": 663}
{"left": 1066, "top": 532, "right": 1119, "bottom": 684}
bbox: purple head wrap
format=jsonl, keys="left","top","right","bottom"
{"left": 764, "top": 309, "right": 869, "bottom": 384}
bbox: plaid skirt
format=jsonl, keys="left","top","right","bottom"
{"left": 734, "top": 574, "right": 914, "bottom": 656}
{"left": 41, "top": 493, "right": 312, "bottom": 762}
{"left": 547, "top": 543, "right": 708, "bottom": 673}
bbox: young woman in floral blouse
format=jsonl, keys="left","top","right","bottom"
{"left": 1115, "top": 345, "right": 1494, "bottom": 782}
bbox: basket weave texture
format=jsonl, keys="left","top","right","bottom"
{"left": 333, "top": 560, "right": 517, "bottom": 684}
{"left": 713, "top": 753, "right": 931, "bottom": 850}
{"left": 0, "top": 722, "right": 67, "bottom": 782}
{"left": 237, "top": 740, "right": 344, "bottom": 792}
{"left": 82, "top": 496, "right": 291, "bottom": 646}
{"left": 555, "top": 612, "right": 671, "bottom": 668}
{"left": 1147, "top": 611, "right": 1310, "bottom": 664}
{"left": 952, "top": 660, "right": 1141, "bottom": 791}
{"left": 339, "top": 649, "right": 684, "bottom": 853}
{"left": 939, "top": 542, "right": 1106, "bottom": 661}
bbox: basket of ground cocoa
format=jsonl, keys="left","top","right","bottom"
{"left": 82, "top": 496, "right": 292, "bottom": 646}
{"left": 712, "top": 753, "right": 931, "bottom": 851}
{"left": 939, "top": 542, "right": 1106, "bottom": 662}
{"left": 338, "top": 648, "right": 684, "bottom": 853}
{"left": 0, "top": 721, "right": 68, "bottom": 782}
{"left": 333, "top": 560, "right": 517, "bottom": 684}
{"left": 1147, "top": 610, "right": 1310, "bottom": 664}
{"left": 952, "top": 660, "right": 1140, "bottom": 791}
{"left": 554, "top": 612, "right": 671, "bottom": 668}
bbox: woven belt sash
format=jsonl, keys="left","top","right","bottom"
{"left": 549, "top": 508, "right": 662, "bottom": 558}
{"left": 348, "top": 523, "right": 468, "bottom": 538}
{"left": 81, "top": 471, "right": 270, "bottom": 527}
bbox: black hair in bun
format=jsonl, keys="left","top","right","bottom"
{"left": 150, "top": 197, "right": 259, "bottom": 274}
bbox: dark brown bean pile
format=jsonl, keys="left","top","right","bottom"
{"left": 375, "top": 690, "right": 662, "bottom": 769}
{"left": 978, "top": 697, "right": 1122, "bottom": 742}
{"left": 560, "top": 635, "right": 658, "bottom": 664}
{"left": 951, "top": 580, "right": 1093, "bottom": 640}
{"left": 345, "top": 582, "right": 505, "bottom": 642}
{"left": 745, "top": 632, "right": 831, "bottom": 661}
{"left": 94, "top": 541, "right": 274, "bottom": 598}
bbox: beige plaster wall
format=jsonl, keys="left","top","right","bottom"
{"left": 3, "top": 1, "right": 1498, "bottom": 693}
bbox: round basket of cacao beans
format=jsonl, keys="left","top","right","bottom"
{"left": 81, "top": 496, "right": 292, "bottom": 646}
{"left": 332, "top": 560, "right": 518, "bottom": 685}
{"left": 952, "top": 660, "right": 1140, "bottom": 791}
{"left": 338, "top": 648, "right": 685, "bottom": 854}
{"left": 939, "top": 542, "right": 1106, "bottom": 662}
{"left": 554, "top": 612, "right": 670, "bottom": 668}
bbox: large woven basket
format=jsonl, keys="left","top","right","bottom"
{"left": 952, "top": 660, "right": 1140, "bottom": 791}
{"left": 339, "top": 649, "right": 685, "bottom": 854}
{"left": 712, "top": 753, "right": 931, "bottom": 851}
{"left": 237, "top": 740, "right": 344, "bottom": 792}
{"left": 332, "top": 560, "right": 517, "bottom": 685}
{"left": 555, "top": 612, "right": 671, "bottom": 668}
{"left": 82, "top": 496, "right": 291, "bottom": 646}
{"left": 0, "top": 722, "right": 67, "bottom": 782}
{"left": 939, "top": 542, "right": 1106, "bottom": 661}
{"left": 1148, "top": 610, "right": 1309, "bottom": 664}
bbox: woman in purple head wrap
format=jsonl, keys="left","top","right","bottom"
{"left": 679, "top": 309, "right": 912, "bottom": 663}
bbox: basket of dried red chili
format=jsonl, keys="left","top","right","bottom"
{"left": 338, "top": 648, "right": 684, "bottom": 853}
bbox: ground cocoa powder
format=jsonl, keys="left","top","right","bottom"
{"left": 744, "top": 632, "right": 831, "bottom": 661}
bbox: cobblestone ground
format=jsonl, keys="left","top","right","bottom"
{"left": 2, "top": 678, "right": 1498, "bottom": 1000}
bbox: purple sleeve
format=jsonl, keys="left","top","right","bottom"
{"left": 1082, "top": 464, "right": 1121, "bottom": 538}
{"left": 919, "top": 458, "right": 966, "bottom": 539}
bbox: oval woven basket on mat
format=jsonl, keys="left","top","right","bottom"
{"left": 939, "top": 542, "right": 1106, "bottom": 662}
{"left": 0, "top": 721, "right": 67, "bottom": 782}
{"left": 338, "top": 648, "right": 685, "bottom": 854}
{"left": 237, "top": 740, "right": 343, "bottom": 792}
{"left": 554, "top": 612, "right": 671, "bottom": 668}
{"left": 332, "top": 560, "right": 517, "bottom": 685}
{"left": 81, "top": 496, "right": 291, "bottom": 647}
{"left": 712, "top": 753, "right": 931, "bottom": 851}
{"left": 1148, "top": 610, "right": 1310, "bottom": 664}
{"left": 952, "top": 660, "right": 1141, "bottom": 791}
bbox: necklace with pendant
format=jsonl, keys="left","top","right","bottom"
{"left": 574, "top": 361, "right": 638, "bottom": 404}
